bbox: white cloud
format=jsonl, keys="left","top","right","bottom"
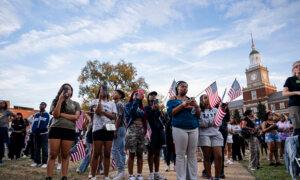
{"left": 224, "top": 0, "right": 265, "bottom": 18}
{"left": 120, "top": 41, "right": 180, "bottom": 56}
{"left": 195, "top": 40, "right": 235, "bottom": 57}
{"left": 192, "top": 0, "right": 300, "bottom": 57}
{"left": 0, "top": 0, "right": 21, "bottom": 36}
{"left": 0, "top": 1, "right": 182, "bottom": 58}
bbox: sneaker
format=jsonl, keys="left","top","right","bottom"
{"left": 57, "top": 163, "right": 62, "bottom": 170}
{"left": 88, "top": 173, "right": 93, "bottom": 179}
{"left": 104, "top": 177, "right": 111, "bottom": 180}
{"left": 148, "top": 173, "right": 154, "bottom": 180}
{"left": 31, "top": 163, "right": 38, "bottom": 167}
{"left": 128, "top": 175, "right": 135, "bottom": 180}
{"left": 226, "top": 159, "right": 233, "bottom": 165}
{"left": 137, "top": 174, "right": 143, "bottom": 180}
{"left": 89, "top": 177, "right": 97, "bottom": 180}
{"left": 250, "top": 168, "right": 256, "bottom": 171}
{"left": 41, "top": 164, "right": 47, "bottom": 168}
{"left": 113, "top": 171, "right": 125, "bottom": 180}
{"left": 154, "top": 172, "right": 166, "bottom": 180}
{"left": 165, "top": 166, "right": 170, "bottom": 172}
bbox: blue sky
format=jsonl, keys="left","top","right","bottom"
{"left": 0, "top": 0, "right": 299, "bottom": 109}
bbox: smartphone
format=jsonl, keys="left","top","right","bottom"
{"left": 63, "top": 87, "right": 69, "bottom": 98}
{"left": 153, "top": 99, "right": 159, "bottom": 104}
{"left": 102, "top": 83, "right": 108, "bottom": 94}
{"left": 137, "top": 89, "right": 144, "bottom": 96}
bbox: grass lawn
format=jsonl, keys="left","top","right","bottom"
{"left": 240, "top": 158, "right": 292, "bottom": 180}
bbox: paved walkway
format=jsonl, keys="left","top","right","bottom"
{"left": 0, "top": 158, "right": 255, "bottom": 179}
{"left": 119, "top": 160, "right": 255, "bottom": 180}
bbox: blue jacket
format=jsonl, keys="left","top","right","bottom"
{"left": 32, "top": 112, "right": 50, "bottom": 134}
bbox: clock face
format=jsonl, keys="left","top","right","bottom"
{"left": 250, "top": 73, "right": 257, "bottom": 81}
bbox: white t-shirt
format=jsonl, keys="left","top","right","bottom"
{"left": 90, "top": 99, "right": 117, "bottom": 132}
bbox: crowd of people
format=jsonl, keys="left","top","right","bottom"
{"left": 0, "top": 60, "right": 299, "bottom": 180}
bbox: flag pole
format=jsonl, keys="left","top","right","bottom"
{"left": 221, "top": 88, "right": 227, "bottom": 102}
{"left": 194, "top": 81, "right": 216, "bottom": 99}
{"left": 194, "top": 89, "right": 206, "bottom": 99}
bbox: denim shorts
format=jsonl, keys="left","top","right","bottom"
{"left": 198, "top": 133, "right": 224, "bottom": 147}
{"left": 265, "top": 132, "right": 281, "bottom": 143}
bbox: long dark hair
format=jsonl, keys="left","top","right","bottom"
{"left": 51, "top": 83, "right": 73, "bottom": 114}
{"left": 0, "top": 101, "right": 8, "bottom": 110}
{"left": 96, "top": 84, "right": 109, "bottom": 100}
{"left": 199, "top": 94, "right": 211, "bottom": 112}
{"left": 175, "top": 81, "right": 187, "bottom": 95}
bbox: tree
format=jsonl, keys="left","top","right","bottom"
{"left": 78, "top": 60, "right": 148, "bottom": 101}
{"left": 233, "top": 109, "right": 241, "bottom": 122}
{"left": 257, "top": 101, "right": 267, "bottom": 121}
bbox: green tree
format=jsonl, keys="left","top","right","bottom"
{"left": 233, "top": 109, "right": 241, "bottom": 122}
{"left": 257, "top": 101, "right": 267, "bottom": 121}
{"left": 78, "top": 60, "right": 148, "bottom": 101}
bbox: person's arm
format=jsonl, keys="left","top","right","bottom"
{"left": 60, "top": 101, "right": 81, "bottom": 122}
{"left": 95, "top": 100, "right": 103, "bottom": 116}
{"left": 172, "top": 100, "right": 190, "bottom": 116}
{"left": 52, "top": 92, "right": 64, "bottom": 118}
{"left": 60, "top": 112, "right": 80, "bottom": 121}
{"left": 82, "top": 113, "right": 90, "bottom": 130}
{"left": 283, "top": 87, "right": 300, "bottom": 97}
{"left": 241, "top": 120, "right": 251, "bottom": 129}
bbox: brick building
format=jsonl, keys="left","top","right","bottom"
{"left": 228, "top": 36, "right": 289, "bottom": 116}
{"left": 1, "top": 100, "right": 38, "bottom": 119}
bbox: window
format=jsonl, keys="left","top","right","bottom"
{"left": 251, "top": 90, "right": 257, "bottom": 100}
{"left": 270, "top": 104, "right": 275, "bottom": 111}
{"left": 251, "top": 107, "right": 257, "bottom": 113}
{"left": 279, "top": 102, "right": 285, "bottom": 109}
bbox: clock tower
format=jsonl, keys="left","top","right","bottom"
{"left": 243, "top": 35, "right": 277, "bottom": 109}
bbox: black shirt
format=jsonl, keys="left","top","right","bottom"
{"left": 284, "top": 76, "right": 300, "bottom": 107}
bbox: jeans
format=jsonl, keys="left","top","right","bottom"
{"left": 23, "top": 133, "right": 35, "bottom": 159}
{"left": 249, "top": 136, "right": 260, "bottom": 169}
{"left": 172, "top": 127, "right": 198, "bottom": 180}
{"left": 78, "top": 142, "right": 92, "bottom": 173}
{"left": 284, "top": 135, "right": 300, "bottom": 179}
{"left": 33, "top": 133, "right": 48, "bottom": 164}
{"left": 112, "top": 127, "right": 126, "bottom": 172}
{"left": 0, "top": 127, "right": 9, "bottom": 160}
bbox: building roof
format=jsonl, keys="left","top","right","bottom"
{"left": 228, "top": 99, "right": 243, "bottom": 109}
{"left": 9, "top": 108, "right": 38, "bottom": 119}
{"left": 268, "top": 91, "right": 288, "bottom": 102}
{"left": 249, "top": 49, "right": 259, "bottom": 55}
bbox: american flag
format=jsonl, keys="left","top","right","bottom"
{"left": 228, "top": 79, "right": 242, "bottom": 102}
{"left": 76, "top": 111, "right": 84, "bottom": 131}
{"left": 70, "top": 140, "right": 86, "bottom": 162}
{"left": 111, "top": 158, "right": 116, "bottom": 170}
{"left": 214, "top": 106, "right": 226, "bottom": 126}
{"left": 205, "top": 81, "right": 221, "bottom": 108}
{"left": 168, "top": 79, "right": 176, "bottom": 98}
